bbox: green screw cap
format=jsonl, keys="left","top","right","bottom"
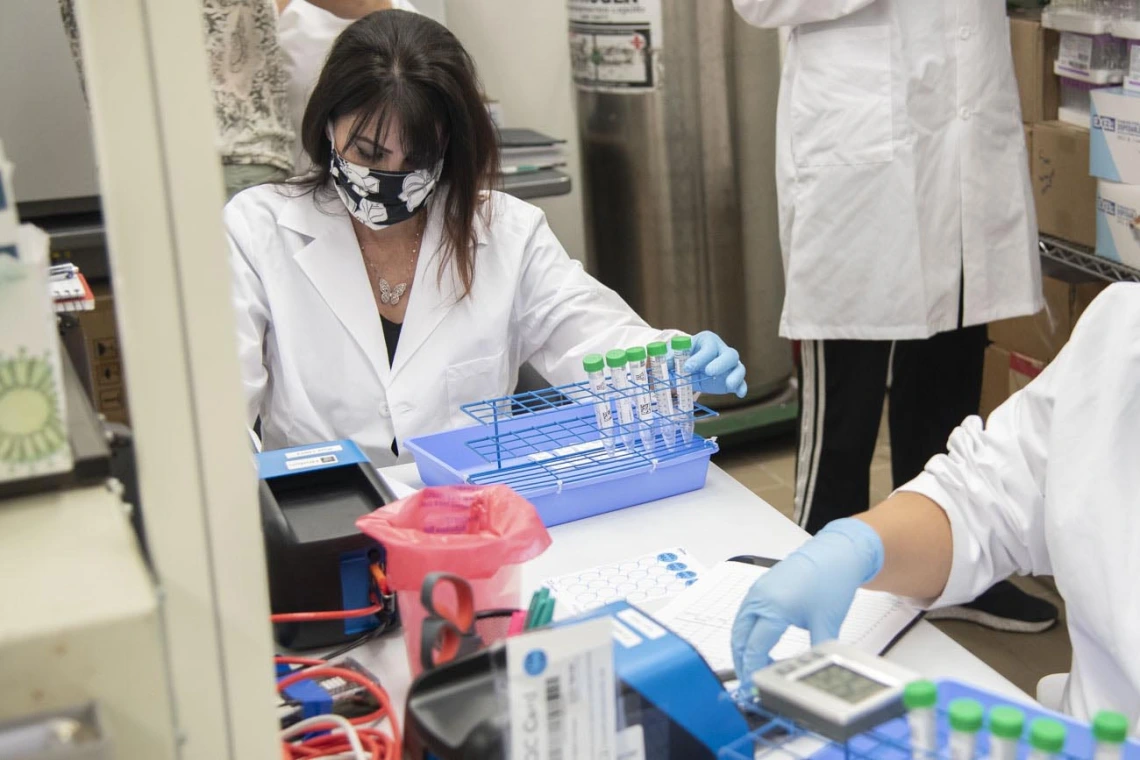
{"left": 903, "top": 680, "right": 937, "bottom": 710}
{"left": 647, "top": 341, "right": 668, "bottom": 357}
{"left": 988, "top": 706, "right": 1026, "bottom": 740}
{"left": 1093, "top": 711, "right": 1129, "bottom": 744}
{"left": 671, "top": 335, "right": 692, "bottom": 351}
{"left": 605, "top": 349, "right": 627, "bottom": 368}
{"left": 583, "top": 354, "right": 604, "bottom": 373}
{"left": 948, "top": 699, "right": 984, "bottom": 733}
{"left": 626, "top": 346, "right": 647, "bottom": 362}
{"left": 1029, "top": 718, "right": 1067, "bottom": 753}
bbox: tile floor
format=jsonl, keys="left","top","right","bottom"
{"left": 712, "top": 409, "right": 1072, "bottom": 697}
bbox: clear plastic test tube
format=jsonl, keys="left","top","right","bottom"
{"left": 988, "top": 706, "right": 1026, "bottom": 760}
{"left": 1028, "top": 718, "right": 1066, "bottom": 760}
{"left": 625, "top": 346, "right": 656, "bottom": 453}
{"left": 671, "top": 335, "right": 695, "bottom": 445}
{"left": 583, "top": 354, "right": 614, "bottom": 454}
{"left": 606, "top": 349, "right": 637, "bottom": 450}
{"left": 947, "top": 699, "right": 983, "bottom": 760}
{"left": 903, "top": 680, "right": 938, "bottom": 759}
{"left": 1093, "top": 711, "right": 1129, "bottom": 760}
{"left": 646, "top": 341, "right": 676, "bottom": 449}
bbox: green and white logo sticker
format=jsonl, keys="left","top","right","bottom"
{"left": 0, "top": 349, "right": 66, "bottom": 467}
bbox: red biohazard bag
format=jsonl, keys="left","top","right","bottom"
{"left": 356, "top": 485, "right": 551, "bottom": 674}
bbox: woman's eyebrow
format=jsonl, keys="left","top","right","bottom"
{"left": 352, "top": 135, "right": 389, "bottom": 153}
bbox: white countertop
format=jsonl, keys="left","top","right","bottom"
{"left": 356, "top": 462, "right": 1031, "bottom": 720}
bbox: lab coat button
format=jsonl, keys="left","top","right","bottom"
{"left": 959, "top": 106, "right": 971, "bottom": 120}
{"left": 959, "top": 26, "right": 971, "bottom": 40}
{"left": 378, "top": 401, "right": 390, "bottom": 417}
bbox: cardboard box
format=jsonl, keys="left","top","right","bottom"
{"left": 77, "top": 284, "right": 131, "bottom": 425}
{"left": 1090, "top": 86, "right": 1140, "bottom": 183}
{"left": 980, "top": 345, "right": 1046, "bottom": 420}
{"left": 988, "top": 276, "right": 1108, "bottom": 363}
{"left": 1095, "top": 179, "right": 1140, "bottom": 268}
{"left": 1032, "top": 120, "right": 1098, "bottom": 248}
{"left": 1009, "top": 12, "right": 1060, "bottom": 123}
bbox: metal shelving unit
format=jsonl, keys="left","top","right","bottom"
{"left": 1039, "top": 233, "right": 1140, "bottom": 283}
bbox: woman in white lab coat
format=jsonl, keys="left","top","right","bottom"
{"left": 732, "top": 0, "right": 1054, "bottom": 631}
{"left": 226, "top": 10, "right": 747, "bottom": 465}
{"left": 732, "top": 284, "right": 1140, "bottom": 727}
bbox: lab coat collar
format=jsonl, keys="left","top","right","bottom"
{"left": 386, "top": 190, "right": 494, "bottom": 381}
{"left": 280, "top": 185, "right": 489, "bottom": 387}
{"left": 286, "top": 189, "right": 393, "bottom": 386}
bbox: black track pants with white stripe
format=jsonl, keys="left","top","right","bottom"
{"left": 793, "top": 325, "right": 987, "bottom": 535}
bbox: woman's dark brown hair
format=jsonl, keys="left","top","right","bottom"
{"left": 297, "top": 10, "right": 499, "bottom": 297}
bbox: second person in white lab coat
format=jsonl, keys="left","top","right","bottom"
{"left": 226, "top": 10, "right": 747, "bottom": 465}
{"left": 732, "top": 283, "right": 1140, "bottom": 728}
{"left": 732, "top": 0, "right": 1052, "bottom": 631}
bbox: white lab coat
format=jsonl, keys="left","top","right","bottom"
{"left": 733, "top": 0, "right": 1042, "bottom": 340}
{"left": 225, "top": 184, "right": 669, "bottom": 465}
{"left": 277, "top": 0, "right": 418, "bottom": 172}
{"left": 901, "top": 284, "right": 1140, "bottom": 727}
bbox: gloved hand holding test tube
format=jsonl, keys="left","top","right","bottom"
{"left": 583, "top": 354, "right": 615, "bottom": 453}
{"left": 625, "top": 346, "right": 656, "bottom": 453}
{"left": 646, "top": 341, "right": 676, "bottom": 449}
{"left": 606, "top": 349, "right": 637, "bottom": 451}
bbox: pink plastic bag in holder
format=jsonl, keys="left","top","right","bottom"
{"left": 356, "top": 485, "right": 552, "bottom": 675}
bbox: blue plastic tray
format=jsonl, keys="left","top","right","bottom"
{"left": 719, "top": 679, "right": 1140, "bottom": 760}
{"left": 404, "top": 381, "right": 718, "bottom": 527}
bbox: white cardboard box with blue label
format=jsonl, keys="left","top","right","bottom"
{"left": 1095, "top": 179, "right": 1140, "bottom": 268}
{"left": 1090, "top": 87, "right": 1140, "bottom": 182}
{"left": 0, "top": 139, "right": 73, "bottom": 482}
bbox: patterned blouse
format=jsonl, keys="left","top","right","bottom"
{"left": 59, "top": 0, "right": 294, "bottom": 172}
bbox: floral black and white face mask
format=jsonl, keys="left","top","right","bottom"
{"left": 327, "top": 123, "right": 443, "bottom": 230}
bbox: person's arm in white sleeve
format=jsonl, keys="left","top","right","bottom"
{"left": 512, "top": 209, "right": 671, "bottom": 387}
{"left": 225, "top": 204, "right": 272, "bottom": 428}
{"left": 732, "top": 0, "right": 879, "bottom": 28}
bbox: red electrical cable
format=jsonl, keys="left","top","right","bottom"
{"left": 270, "top": 602, "right": 384, "bottom": 624}
{"left": 274, "top": 656, "right": 326, "bottom": 668}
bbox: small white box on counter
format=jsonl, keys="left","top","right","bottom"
{"left": 1095, "top": 179, "right": 1140, "bottom": 268}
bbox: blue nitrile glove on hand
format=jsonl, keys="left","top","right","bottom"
{"left": 684, "top": 331, "right": 748, "bottom": 398}
{"left": 731, "top": 518, "right": 885, "bottom": 684}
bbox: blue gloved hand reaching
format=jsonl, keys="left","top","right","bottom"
{"left": 683, "top": 331, "right": 748, "bottom": 398}
{"left": 730, "top": 518, "right": 885, "bottom": 684}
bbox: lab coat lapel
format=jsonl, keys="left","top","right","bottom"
{"left": 285, "top": 194, "right": 391, "bottom": 386}
{"left": 389, "top": 197, "right": 458, "bottom": 383}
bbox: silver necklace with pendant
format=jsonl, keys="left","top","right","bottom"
{"left": 360, "top": 221, "right": 424, "bottom": 306}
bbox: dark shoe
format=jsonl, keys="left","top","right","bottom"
{"left": 925, "top": 580, "right": 1058, "bottom": 633}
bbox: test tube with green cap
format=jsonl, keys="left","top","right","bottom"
{"left": 583, "top": 354, "right": 614, "bottom": 454}
{"left": 626, "top": 346, "right": 656, "bottom": 453}
{"left": 987, "top": 706, "right": 1026, "bottom": 760}
{"left": 903, "top": 680, "right": 938, "bottom": 757}
{"left": 646, "top": 341, "right": 676, "bottom": 448}
{"left": 606, "top": 349, "right": 637, "bottom": 450}
{"left": 948, "top": 698, "right": 984, "bottom": 760}
{"left": 671, "top": 335, "right": 695, "bottom": 444}
{"left": 1028, "top": 718, "right": 1066, "bottom": 760}
{"left": 1093, "top": 710, "right": 1129, "bottom": 760}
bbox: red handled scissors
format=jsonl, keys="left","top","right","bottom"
{"left": 420, "top": 572, "right": 483, "bottom": 672}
